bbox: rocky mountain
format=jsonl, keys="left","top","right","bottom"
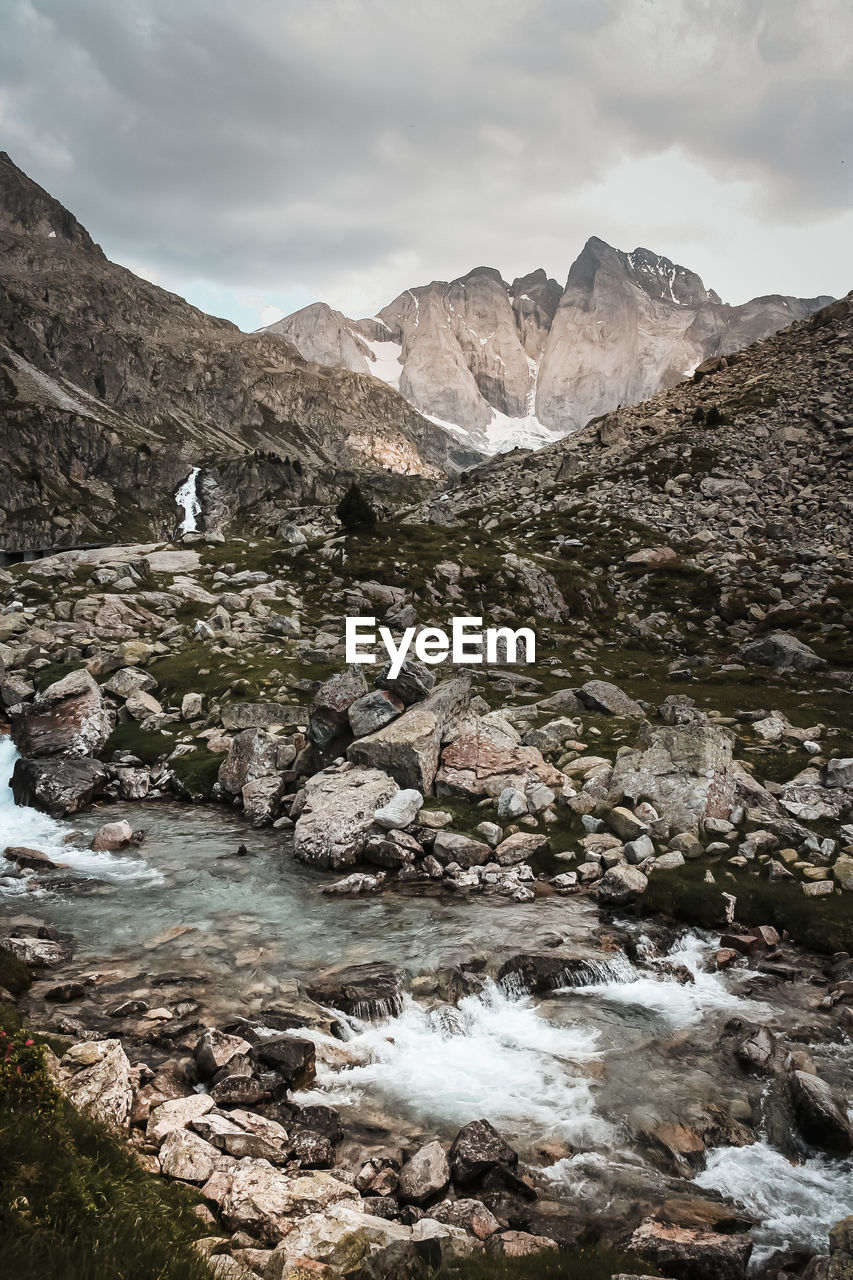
{"left": 0, "top": 153, "right": 477, "bottom": 554}
{"left": 266, "top": 241, "right": 832, "bottom": 452}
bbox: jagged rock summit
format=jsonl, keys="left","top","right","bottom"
{"left": 266, "top": 237, "right": 831, "bottom": 451}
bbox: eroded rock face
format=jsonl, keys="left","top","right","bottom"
{"left": 11, "top": 669, "right": 112, "bottom": 757}
{"left": 294, "top": 766, "right": 398, "bottom": 869}
{"left": 607, "top": 720, "right": 738, "bottom": 833}
{"left": 789, "top": 1071, "right": 853, "bottom": 1154}
{"left": 347, "top": 678, "right": 471, "bottom": 794}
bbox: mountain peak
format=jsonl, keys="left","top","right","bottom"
{"left": 0, "top": 151, "right": 102, "bottom": 254}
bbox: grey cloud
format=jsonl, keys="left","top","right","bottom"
{"left": 0, "top": 0, "right": 850, "bottom": 316}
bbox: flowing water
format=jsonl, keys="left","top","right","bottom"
{"left": 2, "top": 734, "right": 851, "bottom": 1265}
{"left": 175, "top": 467, "right": 201, "bottom": 533}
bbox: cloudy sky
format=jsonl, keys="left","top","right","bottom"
{"left": 2, "top": 0, "right": 851, "bottom": 330}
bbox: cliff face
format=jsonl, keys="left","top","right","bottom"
{"left": 267, "top": 239, "right": 832, "bottom": 449}
{"left": 0, "top": 153, "right": 475, "bottom": 551}
{"left": 534, "top": 237, "right": 832, "bottom": 431}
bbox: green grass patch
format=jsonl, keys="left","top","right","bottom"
{"left": 0, "top": 1025, "right": 215, "bottom": 1280}
{"left": 0, "top": 949, "right": 33, "bottom": 997}
{"left": 642, "top": 860, "right": 853, "bottom": 953}
{"left": 170, "top": 747, "right": 222, "bottom": 798}
{"left": 102, "top": 721, "right": 178, "bottom": 764}
{"left": 437, "top": 1245, "right": 664, "bottom": 1280}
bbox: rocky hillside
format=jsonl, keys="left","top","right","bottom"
{"left": 0, "top": 153, "right": 477, "bottom": 554}
{"left": 267, "top": 241, "right": 831, "bottom": 452}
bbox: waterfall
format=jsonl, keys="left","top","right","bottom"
{"left": 175, "top": 467, "right": 201, "bottom": 534}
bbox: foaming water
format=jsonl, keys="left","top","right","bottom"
{"left": 0, "top": 738, "right": 163, "bottom": 891}
{"left": 560, "top": 931, "right": 769, "bottom": 1027}
{"left": 294, "top": 980, "right": 612, "bottom": 1146}
{"left": 696, "top": 1141, "right": 853, "bottom": 1265}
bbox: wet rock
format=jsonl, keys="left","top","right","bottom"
{"left": 290, "top": 1129, "right": 335, "bottom": 1169}
{"left": 595, "top": 864, "right": 648, "bottom": 905}
{"left": 3, "top": 845, "right": 62, "bottom": 871}
{"left": 59, "top": 1039, "right": 132, "bottom": 1133}
{"left": 829, "top": 1214, "right": 853, "bottom": 1280}
{"left": 625, "top": 1216, "right": 753, "bottom": 1280}
{"left": 789, "top": 1071, "right": 853, "bottom": 1153}
{"left": 11, "top": 756, "right": 107, "bottom": 816}
{"left": 91, "top": 819, "right": 133, "bottom": 851}
{"left": 374, "top": 789, "right": 424, "bottom": 830}
{"left": 294, "top": 766, "right": 398, "bottom": 869}
{"left": 576, "top": 679, "right": 644, "bottom": 717}
{"left": 739, "top": 631, "right": 827, "bottom": 672}
{"left": 449, "top": 1119, "right": 519, "bottom": 1188}
{"left": 11, "top": 668, "right": 113, "bottom": 757}
{"left": 348, "top": 677, "right": 471, "bottom": 793}
{"left": 736, "top": 1026, "right": 778, "bottom": 1073}
{"left": 398, "top": 1140, "right": 451, "bottom": 1205}
{"left": 305, "top": 962, "right": 404, "bottom": 1019}
{"left": 253, "top": 1035, "right": 316, "bottom": 1089}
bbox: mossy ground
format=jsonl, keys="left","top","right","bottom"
{"left": 642, "top": 859, "right": 853, "bottom": 953}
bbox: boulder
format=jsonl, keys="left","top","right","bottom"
{"left": 435, "top": 715, "right": 563, "bottom": 801}
{"left": 217, "top": 729, "right": 278, "bottom": 797}
{"left": 253, "top": 1035, "right": 316, "bottom": 1089}
{"left": 577, "top": 680, "right": 644, "bottom": 717}
{"left": 309, "top": 667, "right": 369, "bottom": 751}
{"left": 625, "top": 1216, "right": 752, "bottom": 1280}
{"left": 3, "top": 845, "right": 62, "bottom": 871}
{"left": 494, "top": 832, "right": 547, "bottom": 866}
{"left": 147, "top": 1093, "right": 216, "bottom": 1145}
{"left": 374, "top": 788, "right": 424, "bottom": 830}
{"left": 607, "top": 721, "right": 738, "bottom": 834}
{"left": 305, "top": 962, "right": 404, "bottom": 1019}
{"left": 159, "top": 1129, "right": 226, "bottom": 1183}
{"left": 59, "top": 1039, "right": 133, "bottom": 1133}
{"left": 433, "top": 831, "right": 492, "bottom": 869}
{"left": 203, "top": 1162, "right": 359, "bottom": 1245}
{"left": 103, "top": 667, "right": 158, "bottom": 698}
{"left": 596, "top": 864, "right": 648, "bottom": 905}
{"left": 739, "top": 631, "right": 827, "bottom": 672}
{"left": 485, "top": 1231, "right": 558, "bottom": 1258}
{"left": 348, "top": 690, "right": 404, "bottom": 737}
{"left": 347, "top": 677, "right": 471, "bottom": 793}
{"left": 432, "top": 1199, "right": 500, "bottom": 1240}
{"left": 398, "top": 1141, "right": 451, "bottom": 1205}
{"left": 12, "top": 756, "right": 107, "bottom": 816}
{"left": 789, "top": 1071, "right": 853, "bottom": 1154}
{"left": 266, "top": 1202, "right": 411, "bottom": 1273}
{"left": 221, "top": 703, "right": 304, "bottom": 731}
{"left": 194, "top": 1028, "right": 253, "bottom": 1079}
{"left": 1, "top": 934, "right": 71, "bottom": 968}
{"left": 449, "top": 1119, "right": 519, "bottom": 1187}
{"left": 91, "top": 819, "right": 133, "bottom": 851}
{"left": 829, "top": 1215, "right": 853, "bottom": 1280}
{"left": 375, "top": 659, "right": 436, "bottom": 705}
{"left": 11, "top": 668, "right": 113, "bottom": 757}
{"left": 294, "top": 766, "right": 398, "bottom": 869}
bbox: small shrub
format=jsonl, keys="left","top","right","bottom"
{"left": 336, "top": 481, "right": 377, "bottom": 532}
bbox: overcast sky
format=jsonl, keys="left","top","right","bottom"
{"left": 2, "top": 0, "right": 851, "bottom": 330}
